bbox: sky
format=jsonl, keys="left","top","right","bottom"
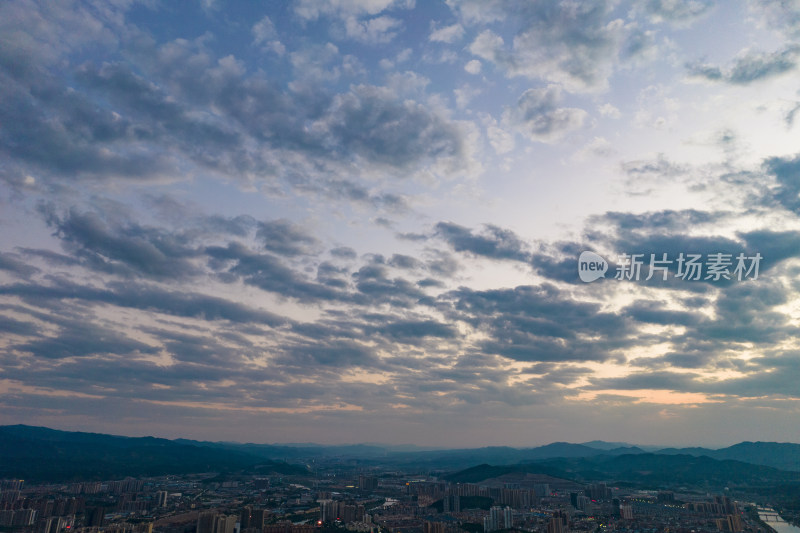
{"left": 2, "top": 0, "right": 800, "bottom": 448}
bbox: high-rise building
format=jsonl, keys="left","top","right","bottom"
{"left": 620, "top": 505, "right": 633, "bottom": 520}
{"left": 197, "top": 512, "right": 217, "bottom": 533}
{"left": 240, "top": 506, "right": 253, "bottom": 530}
{"left": 443, "top": 494, "right": 460, "bottom": 513}
{"left": 657, "top": 492, "right": 675, "bottom": 503}
{"left": 319, "top": 500, "right": 335, "bottom": 523}
{"left": 546, "top": 515, "right": 567, "bottom": 533}
{"left": 503, "top": 507, "right": 512, "bottom": 529}
{"left": 1, "top": 510, "right": 38, "bottom": 527}
{"left": 725, "top": 514, "right": 744, "bottom": 532}
{"left": 213, "top": 514, "right": 236, "bottom": 533}
{"left": 533, "top": 484, "right": 550, "bottom": 498}
{"left": 86, "top": 507, "right": 104, "bottom": 528}
{"left": 587, "top": 483, "right": 611, "bottom": 500}
{"left": 21, "top": 510, "right": 38, "bottom": 527}
{"left": 155, "top": 491, "right": 168, "bottom": 508}
{"left": 484, "top": 506, "right": 511, "bottom": 532}
{"left": 0, "top": 480, "right": 24, "bottom": 492}
{"left": 252, "top": 508, "right": 266, "bottom": 530}
{"left": 576, "top": 495, "right": 590, "bottom": 512}
{"left": 612, "top": 498, "right": 621, "bottom": 518}
{"left": 424, "top": 521, "right": 447, "bottom": 533}
{"left": 358, "top": 476, "right": 379, "bottom": 492}
{"left": 490, "top": 506, "right": 502, "bottom": 531}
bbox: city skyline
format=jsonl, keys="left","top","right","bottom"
{"left": 2, "top": 0, "right": 800, "bottom": 447}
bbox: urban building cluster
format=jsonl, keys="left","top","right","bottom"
{"left": 0, "top": 469, "right": 777, "bottom": 533}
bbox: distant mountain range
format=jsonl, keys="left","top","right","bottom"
{"left": 443, "top": 453, "right": 800, "bottom": 489}
{"left": 2, "top": 425, "right": 800, "bottom": 483}
{"left": 0, "top": 425, "right": 307, "bottom": 482}
{"left": 656, "top": 442, "right": 800, "bottom": 472}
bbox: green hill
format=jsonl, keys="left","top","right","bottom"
{"left": 0, "top": 425, "right": 307, "bottom": 482}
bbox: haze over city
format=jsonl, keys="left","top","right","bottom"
{"left": 2, "top": 0, "right": 800, "bottom": 447}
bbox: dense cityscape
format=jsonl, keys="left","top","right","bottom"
{"left": 1, "top": 444, "right": 798, "bottom": 533}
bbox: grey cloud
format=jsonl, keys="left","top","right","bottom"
{"left": 687, "top": 46, "right": 800, "bottom": 84}
{"left": 3, "top": 27, "right": 474, "bottom": 200}
{"left": 388, "top": 254, "right": 422, "bottom": 269}
{"left": 323, "top": 84, "right": 467, "bottom": 169}
{"left": 645, "top": 0, "right": 715, "bottom": 24}
{"left": 317, "top": 261, "right": 351, "bottom": 289}
{"left": 146, "top": 37, "right": 473, "bottom": 177}
{"left": 396, "top": 232, "right": 428, "bottom": 241}
{"left": 142, "top": 196, "right": 257, "bottom": 238}
{"left": 0, "top": 251, "right": 40, "bottom": 278}
{"left": 0, "top": 65, "right": 174, "bottom": 182}
{"left": 597, "top": 209, "right": 725, "bottom": 232}
{"left": 277, "top": 338, "right": 379, "bottom": 368}
{"left": 621, "top": 154, "right": 688, "bottom": 191}
{"left": 47, "top": 209, "right": 201, "bottom": 280}
{"left": 702, "top": 351, "right": 800, "bottom": 397}
{"left": 256, "top": 219, "right": 320, "bottom": 257}
{"left": 741, "top": 229, "right": 800, "bottom": 266}
{"left": 530, "top": 241, "right": 588, "bottom": 284}
{"left": 352, "top": 263, "right": 428, "bottom": 307}
{"left": 459, "top": 0, "right": 626, "bottom": 92}
{"left": 156, "top": 329, "right": 243, "bottom": 366}
{"left": 695, "top": 281, "right": 791, "bottom": 343}
{"left": 0, "top": 279, "right": 287, "bottom": 327}
{"left": 207, "top": 242, "right": 344, "bottom": 303}
{"left": 623, "top": 300, "right": 704, "bottom": 326}
{"left": 325, "top": 179, "right": 410, "bottom": 212}
{"left": 764, "top": 155, "right": 800, "bottom": 212}
{"left": 629, "top": 348, "right": 730, "bottom": 370}
{"left": 0, "top": 315, "right": 40, "bottom": 336}
{"left": 14, "top": 321, "right": 158, "bottom": 360}
{"left": 435, "top": 221, "right": 530, "bottom": 262}
{"left": 446, "top": 284, "right": 632, "bottom": 363}
{"left": 621, "top": 28, "right": 657, "bottom": 62}
{"left": 425, "top": 250, "right": 460, "bottom": 277}
{"left": 367, "top": 319, "right": 458, "bottom": 343}
{"left": 504, "top": 86, "right": 587, "bottom": 142}
{"left": 649, "top": 352, "right": 714, "bottom": 369}
{"left": 330, "top": 246, "right": 357, "bottom": 259}
{"left": 589, "top": 370, "right": 699, "bottom": 391}
{"left": 200, "top": 215, "right": 257, "bottom": 237}
{"left": 750, "top": 0, "right": 800, "bottom": 39}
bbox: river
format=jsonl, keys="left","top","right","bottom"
{"left": 759, "top": 508, "right": 800, "bottom": 533}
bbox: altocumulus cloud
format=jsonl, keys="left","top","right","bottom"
{"left": 3, "top": 0, "right": 800, "bottom": 445}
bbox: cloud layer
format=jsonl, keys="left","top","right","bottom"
{"left": 2, "top": 0, "right": 800, "bottom": 446}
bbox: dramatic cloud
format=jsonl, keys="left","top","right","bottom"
{"left": 3, "top": 0, "right": 800, "bottom": 446}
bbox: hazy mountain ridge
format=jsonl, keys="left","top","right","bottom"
{"left": 445, "top": 453, "right": 800, "bottom": 489}
{"left": 655, "top": 442, "right": 800, "bottom": 472}
{"left": 3, "top": 426, "right": 800, "bottom": 483}
{"left": 0, "top": 425, "right": 307, "bottom": 482}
